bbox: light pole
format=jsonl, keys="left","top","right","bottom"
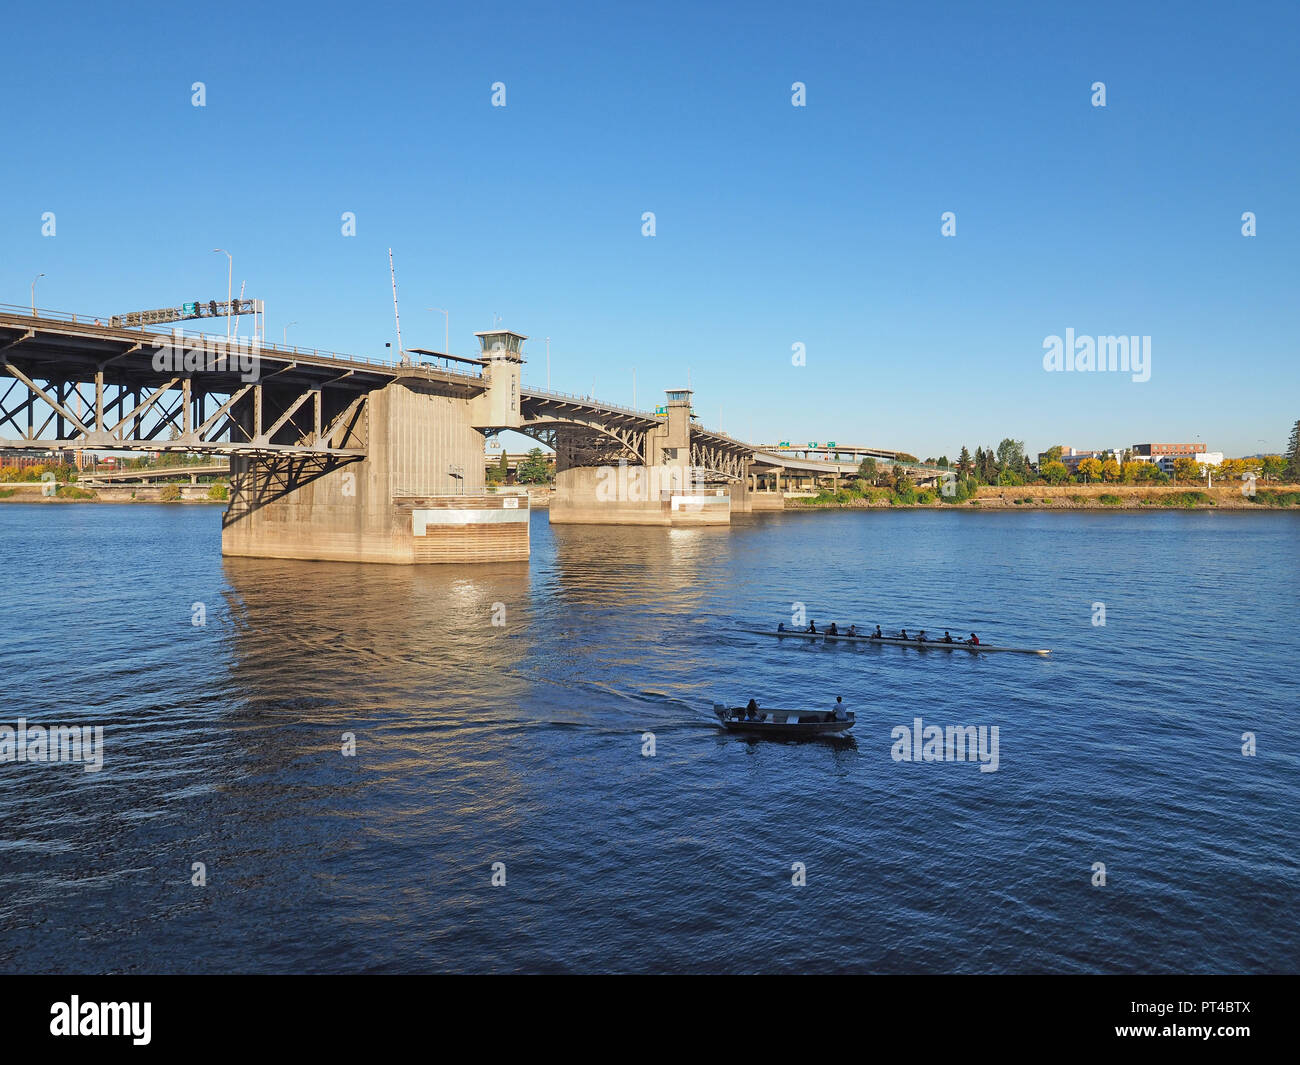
{"left": 283, "top": 321, "right": 297, "bottom": 346}
{"left": 213, "top": 249, "right": 232, "bottom": 339}
{"left": 427, "top": 308, "right": 449, "bottom": 355}
{"left": 30, "top": 273, "right": 45, "bottom": 315}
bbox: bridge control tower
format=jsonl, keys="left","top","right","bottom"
{"left": 647, "top": 388, "right": 693, "bottom": 466}
{"left": 470, "top": 329, "right": 525, "bottom": 430}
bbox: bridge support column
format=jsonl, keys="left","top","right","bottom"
{"left": 221, "top": 378, "right": 529, "bottom": 564}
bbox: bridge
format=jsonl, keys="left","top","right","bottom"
{"left": 0, "top": 305, "right": 918, "bottom": 564}
{"left": 76, "top": 462, "right": 232, "bottom": 485}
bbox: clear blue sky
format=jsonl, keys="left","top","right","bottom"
{"left": 3, "top": 0, "right": 1296, "bottom": 458}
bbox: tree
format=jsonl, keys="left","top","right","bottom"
{"left": 1041, "top": 460, "right": 1068, "bottom": 484}
{"left": 995, "top": 438, "right": 1026, "bottom": 476}
{"left": 973, "top": 447, "right": 985, "bottom": 482}
{"left": 1077, "top": 457, "right": 1103, "bottom": 483}
{"left": 980, "top": 445, "right": 998, "bottom": 482}
{"left": 1043, "top": 445, "right": 1064, "bottom": 465}
{"left": 892, "top": 464, "right": 912, "bottom": 493}
{"left": 487, "top": 450, "right": 508, "bottom": 485}
{"left": 1172, "top": 457, "right": 1202, "bottom": 483}
{"left": 956, "top": 446, "right": 973, "bottom": 477}
{"left": 857, "top": 456, "right": 878, "bottom": 483}
{"left": 1287, "top": 420, "right": 1300, "bottom": 482}
{"left": 1100, "top": 458, "right": 1121, "bottom": 482}
{"left": 516, "top": 447, "right": 553, "bottom": 484}
{"left": 1119, "top": 461, "right": 1146, "bottom": 484}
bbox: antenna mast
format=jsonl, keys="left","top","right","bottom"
{"left": 389, "top": 248, "right": 407, "bottom": 366}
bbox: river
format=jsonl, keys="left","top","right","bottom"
{"left": 1, "top": 503, "right": 1296, "bottom": 973}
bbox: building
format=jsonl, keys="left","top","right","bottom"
{"left": 1132, "top": 443, "right": 1206, "bottom": 459}
{"left": 1155, "top": 451, "right": 1223, "bottom": 475}
{"left": 0, "top": 448, "right": 75, "bottom": 470}
{"left": 1039, "top": 447, "right": 1121, "bottom": 472}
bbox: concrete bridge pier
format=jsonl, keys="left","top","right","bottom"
{"left": 548, "top": 389, "right": 732, "bottom": 526}
{"left": 222, "top": 332, "right": 532, "bottom": 564}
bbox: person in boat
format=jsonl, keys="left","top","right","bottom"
{"left": 828, "top": 622, "right": 839, "bottom": 635}
{"left": 916, "top": 630, "right": 928, "bottom": 642}
{"left": 832, "top": 696, "right": 846, "bottom": 721}
{"left": 808, "top": 620, "right": 817, "bottom": 633}
{"left": 966, "top": 632, "right": 980, "bottom": 645}
{"left": 777, "top": 622, "right": 785, "bottom": 632}
{"left": 746, "top": 698, "right": 759, "bottom": 720}
{"left": 848, "top": 624, "right": 858, "bottom": 636}
{"left": 897, "top": 629, "right": 908, "bottom": 640}
{"left": 873, "top": 625, "right": 883, "bottom": 639}
{"left": 942, "top": 631, "right": 954, "bottom": 643}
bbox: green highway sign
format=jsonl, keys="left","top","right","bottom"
{"left": 182, "top": 302, "right": 197, "bottom": 316}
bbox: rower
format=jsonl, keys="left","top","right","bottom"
{"left": 966, "top": 632, "right": 980, "bottom": 645}
{"left": 916, "top": 630, "right": 927, "bottom": 642}
{"left": 898, "top": 629, "right": 908, "bottom": 640}
{"left": 829, "top": 622, "right": 839, "bottom": 635}
{"left": 808, "top": 620, "right": 817, "bottom": 633}
{"left": 848, "top": 624, "right": 858, "bottom": 636}
{"left": 942, "top": 630, "right": 954, "bottom": 643}
{"left": 873, "top": 625, "right": 883, "bottom": 639}
{"left": 777, "top": 622, "right": 785, "bottom": 632}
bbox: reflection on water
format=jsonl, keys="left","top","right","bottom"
{"left": 1, "top": 504, "right": 1298, "bottom": 973}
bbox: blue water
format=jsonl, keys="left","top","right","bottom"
{"left": 1, "top": 503, "right": 1297, "bottom": 973}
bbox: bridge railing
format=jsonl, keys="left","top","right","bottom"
{"left": 2, "top": 303, "right": 413, "bottom": 372}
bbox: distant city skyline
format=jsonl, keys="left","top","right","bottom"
{"left": 2, "top": 0, "right": 1296, "bottom": 459}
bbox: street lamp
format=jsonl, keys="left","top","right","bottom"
{"left": 427, "top": 308, "right": 449, "bottom": 355}
{"left": 283, "top": 321, "right": 297, "bottom": 346}
{"left": 30, "top": 273, "right": 45, "bottom": 315}
{"left": 213, "top": 249, "right": 232, "bottom": 339}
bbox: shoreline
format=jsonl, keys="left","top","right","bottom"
{"left": 2, "top": 485, "right": 1296, "bottom": 510}
{"left": 0, "top": 485, "right": 557, "bottom": 506}
{"left": 784, "top": 484, "right": 1300, "bottom": 511}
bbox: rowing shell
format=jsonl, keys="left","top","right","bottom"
{"left": 738, "top": 628, "right": 1051, "bottom": 656}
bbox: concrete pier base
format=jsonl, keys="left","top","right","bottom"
{"left": 221, "top": 379, "right": 529, "bottom": 564}
{"left": 548, "top": 466, "right": 731, "bottom": 525}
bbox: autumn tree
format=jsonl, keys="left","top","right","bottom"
{"left": 1077, "top": 457, "right": 1103, "bottom": 483}
{"left": 1041, "top": 460, "right": 1068, "bottom": 484}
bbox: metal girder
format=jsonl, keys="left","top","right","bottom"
{"left": 0, "top": 364, "right": 369, "bottom": 458}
